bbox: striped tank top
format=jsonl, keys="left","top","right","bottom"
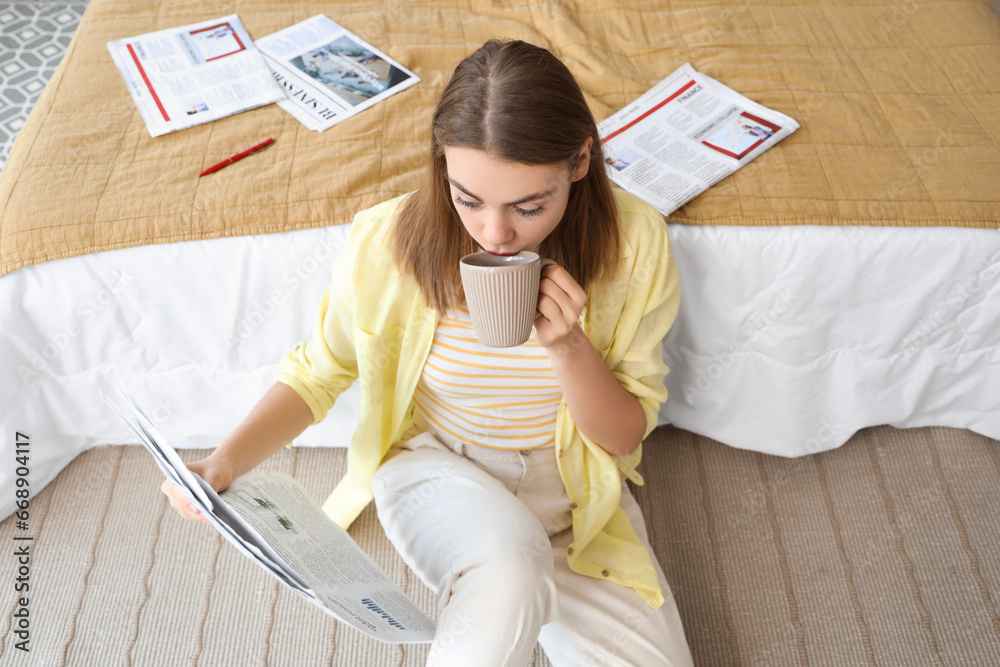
{"left": 412, "top": 307, "right": 562, "bottom": 450}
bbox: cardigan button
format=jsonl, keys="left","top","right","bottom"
{"left": 567, "top": 546, "right": 574, "bottom": 555}
{"left": 601, "top": 569, "right": 610, "bottom": 577}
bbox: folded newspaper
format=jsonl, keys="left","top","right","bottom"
{"left": 256, "top": 14, "right": 420, "bottom": 132}
{"left": 107, "top": 15, "right": 287, "bottom": 137}
{"left": 599, "top": 63, "right": 799, "bottom": 216}
{"left": 100, "top": 386, "right": 435, "bottom": 643}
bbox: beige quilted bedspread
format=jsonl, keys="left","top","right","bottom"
{"left": 1, "top": 0, "right": 999, "bottom": 276}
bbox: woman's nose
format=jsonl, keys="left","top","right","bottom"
{"left": 482, "top": 211, "right": 514, "bottom": 246}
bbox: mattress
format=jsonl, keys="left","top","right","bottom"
{"left": 2, "top": 221, "right": 998, "bottom": 522}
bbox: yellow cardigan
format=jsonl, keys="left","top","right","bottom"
{"left": 277, "top": 188, "right": 681, "bottom": 608}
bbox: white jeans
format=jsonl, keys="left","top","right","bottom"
{"left": 371, "top": 431, "right": 694, "bottom": 667}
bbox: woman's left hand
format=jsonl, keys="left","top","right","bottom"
{"left": 534, "top": 263, "right": 588, "bottom": 349}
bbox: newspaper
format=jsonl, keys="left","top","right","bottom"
{"left": 107, "top": 15, "right": 287, "bottom": 137}
{"left": 256, "top": 14, "right": 420, "bottom": 132}
{"left": 100, "top": 386, "right": 436, "bottom": 643}
{"left": 598, "top": 63, "right": 798, "bottom": 216}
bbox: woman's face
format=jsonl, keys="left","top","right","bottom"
{"left": 444, "top": 143, "right": 590, "bottom": 256}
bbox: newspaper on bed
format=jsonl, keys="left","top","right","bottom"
{"left": 106, "top": 15, "right": 287, "bottom": 138}
{"left": 598, "top": 63, "right": 798, "bottom": 216}
{"left": 100, "top": 385, "right": 435, "bottom": 643}
{"left": 255, "top": 14, "right": 420, "bottom": 132}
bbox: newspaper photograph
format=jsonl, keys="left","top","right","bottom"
{"left": 599, "top": 62, "right": 798, "bottom": 216}
{"left": 256, "top": 14, "right": 420, "bottom": 132}
{"left": 107, "top": 15, "right": 287, "bottom": 137}
{"left": 100, "top": 385, "right": 436, "bottom": 643}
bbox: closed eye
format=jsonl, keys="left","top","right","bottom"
{"left": 454, "top": 196, "right": 479, "bottom": 210}
{"left": 454, "top": 195, "right": 545, "bottom": 218}
{"left": 515, "top": 206, "right": 544, "bottom": 218}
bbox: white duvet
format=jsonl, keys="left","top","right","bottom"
{"left": 2, "top": 223, "right": 998, "bottom": 521}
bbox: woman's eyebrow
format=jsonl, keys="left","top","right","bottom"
{"left": 449, "top": 178, "right": 552, "bottom": 206}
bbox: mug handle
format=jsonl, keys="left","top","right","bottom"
{"left": 535, "top": 258, "right": 558, "bottom": 319}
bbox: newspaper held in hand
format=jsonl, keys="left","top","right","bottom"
{"left": 598, "top": 63, "right": 799, "bottom": 216}
{"left": 107, "top": 15, "right": 287, "bottom": 138}
{"left": 100, "top": 385, "right": 435, "bottom": 643}
{"left": 256, "top": 14, "right": 420, "bottom": 132}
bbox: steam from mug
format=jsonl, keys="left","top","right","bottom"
{"left": 459, "top": 251, "right": 554, "bottom": 348}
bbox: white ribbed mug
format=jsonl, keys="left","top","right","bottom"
{"left": 459, "top": 251, "right": 554, "bottom": 348}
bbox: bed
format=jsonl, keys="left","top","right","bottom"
{"left": 1, "top": 0, "right": 999, "bottom": 529}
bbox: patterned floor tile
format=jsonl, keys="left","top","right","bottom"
{"left": 0, "top": 1, "right": 88, "bottom": 174}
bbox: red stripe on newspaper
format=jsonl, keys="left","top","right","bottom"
{"left": 601, "top": 79, "right": 697, "bottom": 143}
{"left": 700, "top": 141, "right": 760, "bottom": 159}
{"left": 126, "top": 42, "right": 170, "bottom": 122}
{"left": 702, "top": 112, "right": 781, "bottom": 159}
{"left": 740, "top": 111, "right": 781, "bottom": 132}
{"left": 190, "top": 23, "right": 246, "bottom": 61}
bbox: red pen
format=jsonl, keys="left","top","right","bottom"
{"left": 199, "top": 138, "right": 275, "bottom": 177}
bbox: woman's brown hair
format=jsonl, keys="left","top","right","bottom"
{"left": 392, "top": 39, "right": 621, "bottom": 314}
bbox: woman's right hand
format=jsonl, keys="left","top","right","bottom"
{"left": 160, "top": 455, "right": 235, "bottom": 525}
{"left": 159, "top": 382, "right": 314, "bottom": 524}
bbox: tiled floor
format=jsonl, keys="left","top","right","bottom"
{"left": 1, "top": 0, "right": 1000, "bottom": 175}
{"left": 0, "top": 0, "right": 88, "bottom": 173}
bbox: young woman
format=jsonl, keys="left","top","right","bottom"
{"left": 163, "top": 39, "right": 693, "bottom": 666}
